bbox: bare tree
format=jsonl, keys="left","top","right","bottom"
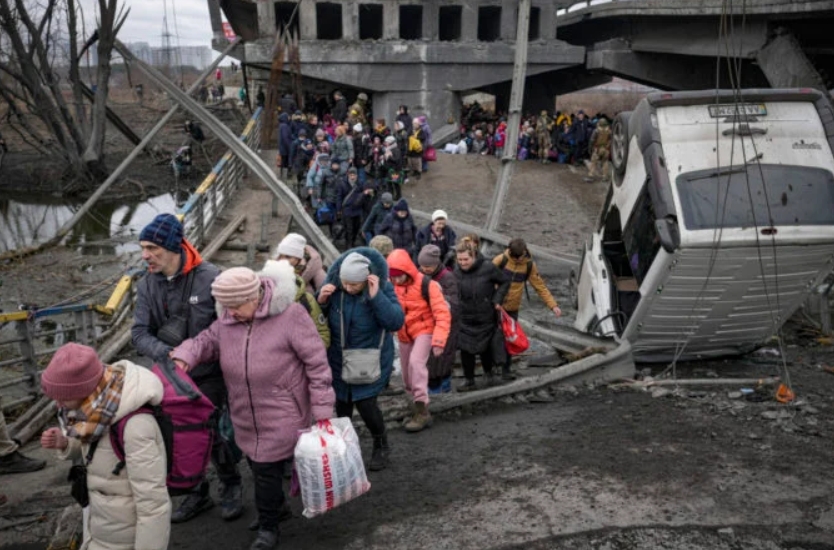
{"left": 0, "top": 0, "right": 128, "bottom": 188}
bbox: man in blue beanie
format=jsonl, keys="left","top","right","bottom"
{"left": 132, "top": 213, "right": 243, "bottom": 523}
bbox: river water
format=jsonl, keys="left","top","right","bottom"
{"left": 0, "top": 192, "right": 178, "bottom": 255}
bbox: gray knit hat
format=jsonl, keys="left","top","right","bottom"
{"left": 418, "top": 244, "right": 442, "bottom": 268}
{"left": 340, "top": 252, "right": 371, "bottom": 283}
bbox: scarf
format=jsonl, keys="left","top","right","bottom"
{"left": 62, "top": 363, "right": 126, "bottom": 445}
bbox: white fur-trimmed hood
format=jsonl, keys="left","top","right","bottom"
{"left": 258, "top": 259, "right": 300, "bottom": 316}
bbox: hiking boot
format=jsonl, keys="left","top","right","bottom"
{"left": 220, "top": 484, "right": 243, "bottom": 521}
{"left": 484, "top": 372, "right": 499, "bottom": 387}
{"left": 457, "top": 379, "right": 476, "bottom": 392}
{"left": 171, "top": 492, "right": 214, "bottom": 523}
{"left": 249, "top": 529, "right": 278, "bottom": 550}
{"left": 0, "top": 451, "right": 46, "bottom": 475}
{"left": 400, "top": 403, "right": 416, "bottom": 426}
{"left": 502, "top": 370, "right": 518, "bottom": 382}
{"left": 369, "top": 435, "right": 390, "bottom": 471}
{"left": 404, "top": 402, "right": 432, "bottom": 433}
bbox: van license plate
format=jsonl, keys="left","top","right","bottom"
{"left": 708, "top": 103, "right": 767, "bottom": 117}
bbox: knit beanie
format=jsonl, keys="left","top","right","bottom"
{"left": 276, "top": 233, "right": 306, "bottom": 260}
{"left": 384, "top": 135, "right": 396, "bottom": 145}
{"left": 393, "top": 199, "right": 409, "bottom": 213}
{"left": 139, "top": 213, "right": 183, "bottom": 253}
{"left": 389, "top": 267, "right": 406, "bottom": 278}
{"left": 340, "top": 252, "right": 371, "bottom": 283}
{"left": 211, "top": 267, "right": 262, "bottom": 307}
{"left": 380, "top": 192, "right": 393, "bottom": 204}
{"left": 369, "top": 235, "right": 394, "bottom": 258}
{"left": 41, "top": 343, "right": 104, "bottom": 402}
{"left": 431, "top": 209, "right": 448, "bottom": 222}
{"left": 418, "top": 244, "right": 442, "bottom": 268}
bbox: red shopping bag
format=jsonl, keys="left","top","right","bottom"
{"left": 501, "top": 309, "right": 529, "bottom": 355}
{"left": 423, "top": 146, "right": 437, "bottom": 162}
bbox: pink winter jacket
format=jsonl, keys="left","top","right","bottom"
{"left": 173, "top": 276, "right": 335, "bottom": 462}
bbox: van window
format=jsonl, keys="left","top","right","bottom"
{"left": 623, "top": 187, "right": 660, "bottom": 284}
{"left": 676, "top": 165, "right": 834, "bottom": 230}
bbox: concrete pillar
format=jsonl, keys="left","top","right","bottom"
{"left": 423, "top": 2, "right": 438, "bottom": 41}
{"left": 300, "top": 1, "right": 317, "bottom": 40}
{"left": 384, "top": 0, "right": 399, "bottom": 39}
{"left": 206, "top": 0, "right": 224, "bottom": 41}
{"left": 539, "top": 3, "right": 556, "bottom": 41}
{"left": 343, "top": 2, "right": 359, "bottom": 40}
{"left": 501, "top": 0, "right": 517, "bottom": 41}
{"left": 373, "top": 89, "right": 461, "bottom": 135}
{"left": 756, "top": 29, "right": 828, "bottom": 92}
{"left": 257, "top": 1, "right": 276, "bottom": 37}
{"left": 461, "top": 3, "right": 478, "bottom": 42}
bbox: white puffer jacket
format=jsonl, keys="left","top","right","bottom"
{"left": 58, "top": 360, "right": 171, "bottom": 550}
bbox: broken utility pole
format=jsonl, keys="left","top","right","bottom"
{"left": 483, "top": 0, "right": 531, "bottom": 244}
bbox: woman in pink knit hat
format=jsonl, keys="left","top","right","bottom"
{"left": 171, "top": 267, "right": 335, "bottom": 550}
{"left": 40, "top": 342, "right": 170, "bottom": 550}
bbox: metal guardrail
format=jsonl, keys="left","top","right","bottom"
{"left": 0, "top": 107, "right": 263, "bottom": 416}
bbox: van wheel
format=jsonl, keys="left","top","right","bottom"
{"left": 611, "top": 111, "right": 631, "bottom": 179}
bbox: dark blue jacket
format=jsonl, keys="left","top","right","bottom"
{"left": 336, "top": 178, "right": 365, "bottom": 218}
{"left": 320, "top": 248, "right": 404, "bottom": 402}
{"left": 379, "top": 201, "right": 417, "bottom": 253}
{"left": 132, "top": 258, "right": 221, "bottom": 380}
{"left": 278, "top": 113, "right": 292, "bottom": 157}
{"left": 361, "top": 201, "right": 393, "bottom": 237}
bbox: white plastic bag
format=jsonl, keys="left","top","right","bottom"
{"left": 294, "top": 418, "right": 371, "bottom": 518}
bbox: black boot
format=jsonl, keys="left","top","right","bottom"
{"left": 0, "top": 451, "right": 46, "bottom": 475}
{"left": 369, "top": 435, "right": 390, "bottom": 471}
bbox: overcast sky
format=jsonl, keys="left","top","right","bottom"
{"left": 79, "top": 0, "right": 215, "bottom": 47}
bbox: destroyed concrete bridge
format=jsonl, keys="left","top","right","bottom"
{"left": 208, "top": 0, "right": 834, "bottom": 128}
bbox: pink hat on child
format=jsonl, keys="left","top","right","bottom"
{"left": 41, "top": 343, "right": 104, "bottom": 402}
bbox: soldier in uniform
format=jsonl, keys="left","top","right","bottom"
{"left": 535, "top": 110, "right": 552, "bottom": 164}
{"left": 584, "top": 118, "right": 612, "bottom": 182}
{"left": 347, "top": 92, "right": 369, "bottom": 126}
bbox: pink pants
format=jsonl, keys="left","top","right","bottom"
{"left": 399, "top": 334, "right": 431, "bottom": 405}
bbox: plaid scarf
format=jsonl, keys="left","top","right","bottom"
{"left": 61, "top": 363, "right": 126, "bottom": 445}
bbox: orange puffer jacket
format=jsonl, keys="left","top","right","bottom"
{"left": 387, "top": 249, "right": 451, "bottom": 348}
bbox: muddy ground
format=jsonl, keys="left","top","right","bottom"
{"left": 1, "top": 130, "right": 834, "bottom": 548}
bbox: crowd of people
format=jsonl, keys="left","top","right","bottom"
{"left": 452, "top": 104, "right": 614, "bottom": 182}
{"left": 0, "top": 207, "right": 564, "bottom": 550}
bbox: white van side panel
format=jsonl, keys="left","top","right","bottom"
{"left": 626, "top": 243, "right": 834, "bottom": 359}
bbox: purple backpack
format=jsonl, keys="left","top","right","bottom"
{"left": 109, "top": 361, "right": 216, "bottom": 495}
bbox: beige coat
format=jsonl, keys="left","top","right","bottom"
{"left": 58, "top": 360, "right": 171, "bottom": 550}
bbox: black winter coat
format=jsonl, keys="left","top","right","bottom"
{"left": 427, "top": 267, "right": 460, "bottom": 380}
{"left": 454, "top": 256, "right": 509, "bottom": 355}
{"left": 332, "top": 98, "right": 347, "bottom": 123}
{"left": 379, "top": 212, "right": 417, "bottom": 253}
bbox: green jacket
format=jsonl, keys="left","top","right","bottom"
{"left": 294, "top": 275, "right": 331, "bottom": 348}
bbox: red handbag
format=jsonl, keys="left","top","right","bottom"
{"left": 501, "top": 309, "right": 529, "bottom": 355}
{"left": 423, "top": 146, "right": 437, "bottom": 162}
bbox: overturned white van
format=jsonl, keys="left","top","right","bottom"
{"left": 573, "top": 89, "right": 834, "bottom": 361}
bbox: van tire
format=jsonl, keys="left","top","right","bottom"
{"left": 612, "top": 112, "right": 631, "bottom": 178}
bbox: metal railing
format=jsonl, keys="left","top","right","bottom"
{"left": 0, "top": 107, "right": 263, "bottom": 419}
